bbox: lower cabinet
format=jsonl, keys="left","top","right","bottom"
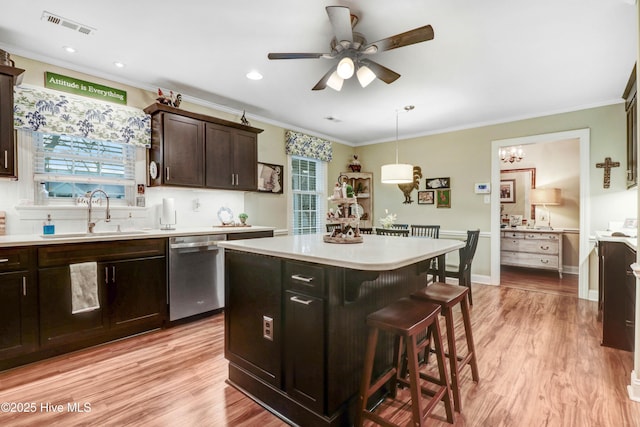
{"left": 38, "top": 239, "right": 167, "bottom": 350}
{"left": 0, "top": 247, "right": 37, "bottom": 359}
{"left": 225, "top": 250, "right": 282, "bottom": 387}
{"left": 599, "top": 240, "right": 636, "bottom": 351}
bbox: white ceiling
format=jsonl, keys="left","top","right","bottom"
{"left": 0, "top": 1, "right": 636, "bottom": 146}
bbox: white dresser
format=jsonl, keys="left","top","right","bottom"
{"left": 500, "top": 229, "right": 563, "bottom": 277}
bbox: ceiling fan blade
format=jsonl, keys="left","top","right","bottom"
{"left": 326, "top": 6, "right": 353, "bottom": 44}
{"left": 360, "top": 59, "right": 401, "bottom": 84}
{"left": 311, "top": 66, "right": 337, "bottom": 91}
{"left": 365, "top": 25, "right": 434, "bottom": 53}
{"left": 268, "top": 53, "right": 325, "bottom": 60}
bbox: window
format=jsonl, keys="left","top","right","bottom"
{"left": 290, "top": 156, "right": 326, "bottom": 235}
{"left": 33, "top": 133, "right": 136, "bottom": 205}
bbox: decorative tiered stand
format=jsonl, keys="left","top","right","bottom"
{"left": 324, "top": 196, "right": 364, "bottom": 244}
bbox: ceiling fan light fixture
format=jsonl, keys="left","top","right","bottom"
{"left": 356, "top": 65, "right": 376, "bottom": 88}
{"left": 326, "top": 71, "right": 344, "bottom": 91}
{"left": 336, "top": 57, "right": 355, "bottom": 79}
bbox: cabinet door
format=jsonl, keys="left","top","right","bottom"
{"left": 233, "top": 130, "right": 257, "bottom": 190}
{"left": 284, "top": 290, "right": 325, "bottom": 413}
{"left": 39, "top": 266, "right": 106, "bottom": 348}
{"left": 0, "top": 272, "right": 37, "bottom": 359}
{"left": 0, "top": 73, "right": 15, "bottom": 178}
{"left": 205, "top": 122, "right": 234, "bottom": 189}
{"left": 225, "top": 251, "right": 282, "bottom": 387}
{"left": 107, "top": 257, "right": 166, "bottom": 332}
{"left": 163, "top": 113, "right": 204, "bottom": 187}
{"left": 601, "top": 241, "right": 633, "bottom": 351}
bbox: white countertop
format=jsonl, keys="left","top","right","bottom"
{"left": 218, "top": 233, "right": 465, "bottom": 271}
{"left": 595, "top": 230, "right": 637, "bottom": 251}
{"left": 0, "top": 225, "right": 276, "bottom": 248}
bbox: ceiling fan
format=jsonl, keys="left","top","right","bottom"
{"left": 267, "top": 6, "right": 434, "bottom": 91}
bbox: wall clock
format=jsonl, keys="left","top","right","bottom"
{"left": 149, "top": 161, "right": 158, "bottom": 179}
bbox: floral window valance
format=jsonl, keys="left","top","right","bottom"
{"left": 285, "top": 130, "right": 332, "bottom": 162}
{"left": 13, "top": 85, "right": 151, "bottom": 148}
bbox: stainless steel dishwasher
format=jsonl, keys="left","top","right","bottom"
{"left": 169, "top": 234, "right": 226, "bottom": 321}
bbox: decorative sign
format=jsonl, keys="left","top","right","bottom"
{"left": 44, "top": 71, "right": 127, "bottom": 105}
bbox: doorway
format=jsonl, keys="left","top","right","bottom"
{"left": 490, "top": 129, "right": 591, "bottom": 299}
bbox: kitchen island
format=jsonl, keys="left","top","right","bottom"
{"left": 219, "top": 233, "right": 465, "bottom": 427}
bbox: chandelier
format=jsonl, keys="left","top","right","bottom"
{"left": 499, "top": 146, "right": 525, "bottom": 163}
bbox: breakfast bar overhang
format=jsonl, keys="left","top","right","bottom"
{"left": 219, "top": 234, "right": 465, "bottom": 427}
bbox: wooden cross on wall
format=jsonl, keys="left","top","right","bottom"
{"left": 596, "top": 157, "right": 620, "bottom": 188}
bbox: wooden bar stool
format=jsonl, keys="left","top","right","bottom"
{"left": 355, "top": 297, "right": 454, "bottom": 427}
{"left": 410, "top": 283, "right": 479, "bottom": 413}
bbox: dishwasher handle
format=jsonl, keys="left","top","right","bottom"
{"left": 170, "top": 241, "right": 220, "bottom": 251}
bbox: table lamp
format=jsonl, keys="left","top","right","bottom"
{"left": 531, "top": 188, "right": 561, "bottom": 229}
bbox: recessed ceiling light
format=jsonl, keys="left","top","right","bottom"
{"left": 246, "top": 70, "right": 263, "bottom": 80}
{"left": 113, "top": 61, "right": 125, "bottom": 68}
{"left": 63, "top": 46, "right": 76, "bottom": 53}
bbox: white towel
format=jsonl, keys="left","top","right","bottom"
{"left": 70, "top": 262, "right": 100, "bottom": 314}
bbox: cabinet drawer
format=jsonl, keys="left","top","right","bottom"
{"left": 502, "top": 231, "right": 524, "bottom": 239}
{"left": 524, "top": 233, "right": 559, "bottom": 241}
{"left": 0, "top": 247, "right": 31, "bottom": 272}
{"left": 38, "top": 238, "right": 165, "bottom": 268}
{"left": 284, "top": 261, "right": 324, "bottom": 297}
{"left": 501, "top": 238, "right": 558, "bottom": 255}
{"left": 501, "top": 251, "right": 559, "bottom": 269}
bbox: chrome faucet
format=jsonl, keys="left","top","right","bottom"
{"left": 87, "top": 189, "right": 111, "bottom": 233}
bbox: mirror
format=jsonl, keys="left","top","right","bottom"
{"left": 500, "top": 167, "right": 536, "bottom": 226}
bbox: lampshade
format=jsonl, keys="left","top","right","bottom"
{"left": 356, "top": 65, "right": 376, "bottom": 88}
{"left": 326, "top": 71, "right": 344, "bottom": 91}
{"left": 381, "top": 163, "right": 414, "bottom": 183}
{"left": 336, "top": 57, "right": 355, "bottom": 79}
{"left": 531, "top": 188, "right": 561, "bottom": 205}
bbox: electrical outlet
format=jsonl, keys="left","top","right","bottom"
{"left": 192, "top": 198, "right": 201, "bottom": 212}
{"left": 263, "top": 315, "right": 273, "bottom": 341}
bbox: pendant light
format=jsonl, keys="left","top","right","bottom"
{"left": 381, "top": 106, "right": 414, "bottom": 184}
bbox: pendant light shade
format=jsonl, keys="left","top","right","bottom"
{"left": 381, "top": 163, "right": 414, "bottom": 183}
{"left": 381, "top": 106, "right": 415, "bottom": 184}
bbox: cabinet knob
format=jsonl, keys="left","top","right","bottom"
{"left": 3, "top": 150, "right": 7, "bottom": 169}
{"left": 291, "top": 274, "right": 314, "bottom": 283}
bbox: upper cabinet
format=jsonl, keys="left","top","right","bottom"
{"left": 144, "top": 104, "right": 263, "bottom": 190}
{"left": 0, "top": 64, "right": 25, "bottom": 179}
{"left": 624, "top": 64, "right": 637, "bottom": 189}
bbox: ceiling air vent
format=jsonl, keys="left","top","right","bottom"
{"left": 41, "top": 11, "right": 96, "bottom": 35}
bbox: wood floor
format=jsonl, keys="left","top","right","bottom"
{"left": 1, "top": 275, "right": 638, "bottom": 426}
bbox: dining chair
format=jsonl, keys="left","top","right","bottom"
{"left": 391, "top": 224, "right": 409, "bottom": 230}
{"left": 428, "top": 229, "right": 480, "bottom": 305}
{"left": 376, "top": 228, "right": 409, "bottom": 237}
{"left": 410, "top": 225, "right": 440, "bottom": 238}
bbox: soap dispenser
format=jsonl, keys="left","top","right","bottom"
{"left": 43, "top": 214, "right": 55, "bottom": 235}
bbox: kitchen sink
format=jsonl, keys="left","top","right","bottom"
{"left": 41, "top": 230, "right": 151, "bottom": 239}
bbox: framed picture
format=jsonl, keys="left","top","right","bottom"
{"left": 417, "top": 190, "right": 435, "bottom": 205}
{"left": 425, "top": 177, "right": 450, "bottom": 189}
{"left": 500, "top": 179, "right": 516, "bottom": 203}
{"left": 436, "top": 189, "right": 451, "bottom": 208}
{"left": 257, "top": 162, "right": 283, "bottom": 194}
{"left": 509, "top": 215, "right": 523, "bottom": 227}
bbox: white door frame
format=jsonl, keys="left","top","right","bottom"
{"left": 490, "top": 129, "right": 591, "bottom": 299}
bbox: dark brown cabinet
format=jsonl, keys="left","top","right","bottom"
{"left": 161, "top": 113, "right": 204, "bottom": 187}
{"left": 599, "top": 240, "right": 635, "bottom": 351}
{"left": 0, "top": 247, "right": 37, "bottom": 359}
{"left": 205, "top": 123, "right": 257, "bottom": 190}
{"left": 284, "top": 261, "right": 326, "bottom": 414}
{"left": 38, "top": 239, "right": 167, "bottom": 349}
{"left": 624, "top": 64, "right": 637, "bottom": 188}
{"left": 0, "top": 64, "right": 25, "bottom": 179}
{"left": 225, "top": 250, "right": 282, "bottom": 387}
{"left": 145, "top": 103, "right": 262, "bottom": 190}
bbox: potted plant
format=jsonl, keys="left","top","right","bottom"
{"left": 238, "top": 213, "right": 248, "bottom": 225}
